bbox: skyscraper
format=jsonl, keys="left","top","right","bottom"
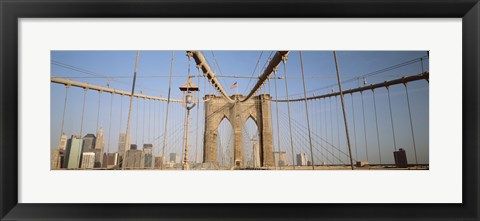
{"left": 143, "top": 144, "right": 153, "bottom": 168}
{"left": 51, "top": 149, "right": 62, "bottom": 169}
{"left": 58, "top": 133, "right": 68, "bottom": 151}
{"left": 273, "top": 151, "right": 288, "bottom": 167}
{"left": 124, "top": 149, "right": 145, "bottom": 168}
{"left": 82, "top": 134, "right": 96, "bottom": 152}
{"left": 296, "top": 153, "right": 307, "bottom": 166}
{"left": 80, "top": 152, "right": 95, "bottom": 169}
{"left": 65, "top": 135, "right": 83, "bottom": 169}
{"left": 94, "top": 127, "right": 105, "bottom": 168}
{"left": 117, "top": 133, "right": 126, "bottom": 155}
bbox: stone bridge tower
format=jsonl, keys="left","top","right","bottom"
{"left": 203, "top": 94, "right": 274, "bottom": 167}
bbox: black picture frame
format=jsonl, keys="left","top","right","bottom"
{"left": 1, "top": 0, "right": 478, "bottom": 220}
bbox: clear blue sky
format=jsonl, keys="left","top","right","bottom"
{"left": 51, "top": 51, "right": 429, "bottom": 165}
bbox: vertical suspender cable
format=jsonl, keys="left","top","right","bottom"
{"left": 387, "top": 86, "right": 397, "bottom": 151}
{"left": 195, "top": 67, "right": 201, "bottom": 164}
{"left": 372, "top": 90, "right": 382, "bottom": 164}
{"left": 96, "top": 91, "right": 102, "bottom": 132}
{"left": 361, "top": 91, "right": 368, "bottom": 162}
{"left": 136, "top": 97, "right": 139, "bottom": 145}
{"left": 281, "top": 55, "right": 296, "bottom": 170}
{"left": 107, "top": 93, "right": 113, "bottom": 164}
{"left": 324, "top": 98, "right": 328, "bottom": 164}
{"left": 335, "top": 95, "right": 341, "bottom": 164}
{"left": 79, "top": 88, "right": 88, "bottom": 137}
{"left": 318, "top": 97, "right": 323, "bottom": 164}
{"left": 404, "top": 83, "right": 418, "bottom": 166}
{"left": 333, "top": 51, "right": 354, "bottom": 170}
{"left": 299, "top": 51, "right": 315, "bottom": 170}
{"left": 329, "top": 97, "right": 334, "bottom": 164}
{"left": 123, "top": 51, "right": 139, "bottom": 169}
{"left": 119, "top": 95, "right": 123, "bottom": 132}
{"left": 351, "top": 94, "right": 358, "bottom": 160}
{"left": 148, "top": 99, "right": 151, "bottom": 143}
{"left": 161, "top": 51, "right": 175, "bottom": 169}
{"left": 59, "top": 85, "right": 70, "bottom": 142}
{"left": 273, "top": 68, "right": 282, "bottom": 170}
{"left": 143, "top": 98, "right": 146, "bottom": 145}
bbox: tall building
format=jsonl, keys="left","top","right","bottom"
{"left": 94, "top": 127, "right": 105, "bottom": 168}
{"left": 80, "top": 152, "right": 95, "bottom": 169}
{"left": 273, "top": 151, "right": 288, "bottom": 167}
{"left": 58, "top": 133, "right": 68, "bottom": 151}
{"left": 170, "top": 153, "right": 180, "bottom": 164}
{"left": 103, "top": 152, "right": 119, "bottom": 168}
{"left": 117, "top": 133, "right": 130, "bottom": 167}
{"left": 51, "top": 149, "right": 62, "bottom": 169}
{"left": 143, "top": 144, "right": 153, "bottom": 168}
{"left": 394, "top": 148, "right": 408, "bottom": 168}
{"left": 118, "top": 133, "right": 127, "bottom": 155}
{"left": 82, "top": 134, "right": 96, "bottom": 152}
{"left": 124, "top": 149, "right": 145, "bottom": 168}
{"left": 143, "top": 144, "right": 153, "bottom": 154}
{"left": 65, "top": 135, "right": 83, "bottom": 169}
{"left": 130, "top": 144, "right": 137, "bottom": 150}
{"left": 296, "top": 153, "right": 307, "bottom": 166}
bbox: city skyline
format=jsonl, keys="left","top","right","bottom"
{"left": 51, "top": 50, "right": 429, "bottom": 170}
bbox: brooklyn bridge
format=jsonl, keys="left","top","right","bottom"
{"left": 50, "top": 50, "right": 429, "bottom": 170}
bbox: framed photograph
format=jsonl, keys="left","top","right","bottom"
{"left": 1, "top": 0, "right": 478, "bottom": 220}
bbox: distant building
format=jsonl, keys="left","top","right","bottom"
{"left": 117, "top": 133, "right": 127, "bottom": 156}
{"left": 51, "top": 149, "right": 63, "bottom": 169}
{"left": 394, "top": 148, "right": 408, "bottom": 168}
{"left": 130, "top": 144, "right": 138, "bottom": 150}
{"left": 154, "top": 156, "right": 165, "bottom": 168}
{"left": 94, "top": 127, "right": 105, "bottom": 168}
{"left": 82, "top": 134, "right": 96, "bottom": 152}
{"left": 58, "top": 133, "right": 68, "bottom": 151}
{"left": 296, "top": 153, "right": 308, "bottom": 166}
{"left": 273, "top": 151, "right": 288, "bottom": 167}
{"left": 65, "top": 135, "right": 83, "bottom": 169}
{"left": 103, "top": 152, "right": 118, "bottom": 168}
{"left": 81, "top": 152, "right": 95, "bottom": 169}
{"left": 170, "top": 153, "right": 181, "bottom": 164}
{"left": 143, "top": 144, "right": 153, "bottom": 154}
{"left": 124, "top": 149, "right": 145, "bottom": 168}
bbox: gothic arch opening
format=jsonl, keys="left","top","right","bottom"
{"left": 242, "top": 117, "right": 260, "bottom": 168}
{"left": 216, "top": 117, "right": 234, "bottom": 168}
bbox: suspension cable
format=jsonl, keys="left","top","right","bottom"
{"left": 281, "top": 55, "right": 296, "bottom": 170}
{"left": 324, "top": 98, "right": 328, "bottom": 165}
{"left": 335, "top": 95, "right": 341, "bottom": 164}
{"left": 404, "top": 83, "right": 418, "bottom": 166}
{"left": 119, "top": 95, "right": 123, "bottom": 132}
{"left": 195, "top": 66, "right": 201, "bottom": 165}
{"left": 106, "top": 93, "right": 113, "bottom": 165}
{"left": 350, "top": 94, "right": 358, "bottom": 160}
{"left": 79, "top": 88, "right": 88, "bottom": 137}
{"left": 333, "top": 51, "right": 354, "bottom": 170}
{"left": 372, "top": 89, "right": 382, "bottom": 164}
{"left": 161, "top": 51, "right": 174, "bottom": 170}
{"left": 273, "top": 67, "right": 282, "bottom": 170}
{"left": 148, "top": 99, "right": 151, "bottom": 143}
{"left": 136, "top": 97, "right": 139, "bottom": 145}
{"left": 59, "top": 85, "right": 70, "bottom": 143}
{"left": 361, "top": 91, "right": 369, "bottom": 162}
{"left": 96, "top": 90, "right": 102, "bottom": 132}
{"left": 143, "top": 98, "right": 146, "bottom": 145}
{"left": 329, "top": 96, "right": 334, "bottom": 164}
{"left": 386, "top": 86, "right": 397, "bottom": 151}
{"left": 122, "top": 51, "right": 139, "bottom": 169}
{"left": 299, "top": 51, "right": 315, "bottom": 170}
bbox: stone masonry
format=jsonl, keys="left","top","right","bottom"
{"left": 203, "top": 94, "right": 274, "bottom": 167}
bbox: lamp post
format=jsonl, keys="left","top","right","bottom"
{"left": 179, "top": 76, "right": 199, "bottom": 170}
